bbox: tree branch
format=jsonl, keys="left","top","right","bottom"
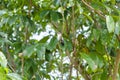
{"left": 82, "top": 0, "right": 105, "bottom": 20}
{"left": 69, "top": 62, "right": 73, "bottom": 80}
{"left": 112, "top": 49, "right": 120, "bottom": 80}
{"left": 66, "top": 50, "right": 91, "bottom": 80}
{"left": 6, "top": 44, "right": 16, "bottom": 72}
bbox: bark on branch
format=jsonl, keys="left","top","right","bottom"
{"left": 112, "top": 49, "right": 120, "bottom": 80}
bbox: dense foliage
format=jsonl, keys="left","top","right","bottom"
{"left": 0, "top": 0, "right": 120, "bottom": 80}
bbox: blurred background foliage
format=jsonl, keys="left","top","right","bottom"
{"left": 0, "top": 0, "right": 120, "bottom": 80}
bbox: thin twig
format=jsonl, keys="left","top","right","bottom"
{"left": 116, "top": 34, "right": 120, "bottom": 42}
{"left": 8, "top": 63, "right": 15, "bottom": 72}
{"left": 60, "top": 50, "right": 63, "bottom": 80}
{"left": 21, "top": 57, "right": 24, "bottom": 76}
{"left": 69, "top": 63, "right": 73, "bottom": 80}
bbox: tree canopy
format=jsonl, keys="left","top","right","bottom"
{"left": 0, "top": 0, "right": 120, "bottom": 80}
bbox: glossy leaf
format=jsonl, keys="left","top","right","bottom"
{"left": 0, "top": 51, "right": 7, "bottom": 68}
{"left": 36, "top": 44, "right": 46, "bottom": 60}
{"left": 23, "top": 45, "right": 36, "bottom": 58}
{"left": 115, "top": 20, "right": 120, "bottom": 35}
{"left": 39, "top": 36, "right": 49, "bottom": 43}
{"left": 81, "top": 53, "right": 97, "bottom": 71}
{"left": 7, "top": 73, "right": 22, "bottom": 80}
{"left": 47, "top": 36, "right": 58, "bottom": 51}
{"left": 106, "top": 15, "right": 115, "bottom": 33}
{"left": 89, "top": 53, "right": 104, "bottom": 68}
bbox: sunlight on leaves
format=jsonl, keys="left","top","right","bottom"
{"left": 0, "top": 51, "right": 7, "bottom": 68}
{"left": 106, "top": 15, "right": 115, "bottom": 33}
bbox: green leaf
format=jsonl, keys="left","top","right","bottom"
{"left": 111, "top": 0, "right": 116, "bottom": 4}
{"left": 36, "top": 44, "right": 46, "bottom": 60}
{"left": 101, "top": 68, "right": 107, "bottom": 80}
{"left": 8, "top": 16, "right": 17, "bottom": 26}
{"left": 0, "top": 32, "right": 7, "bottom": 38}
{"left": 95, "top": 41, "right": 105, "bottom": 55}
{"left": 105, "top": 6, "right": 112, "bottom": 14}
{"left": 7, "top": 73, "right": 22, "bottom": 80}
{"left": 40, "top": 10, "right": 50, "bottom": 19}
{"left": 100, "top": 29, "right": 112, "bottom": 45}
{"left": 23, "top": 45, "right": 36, "bottom": 58}
{"left": 50, "top": 11, "right": 59, "bottom": 22}
{"left": 45, "top": 50, "right": 52, "bottom": 61}
{"left": 81, "top": 53, "right": 97, "bottom": 71}
{"left": 45, "top": 53, "right": 52, "bottom": 61}
{"left": 39, "top": 36, "right": 49, "bottom": 43}
{"left": 92, "top": 29, "right": 100, "bottom": 41}
{"left": 106, "top": 15, "right": 115, "bottom": 33}
{"left": 89, "top": 53, "right": 104, "bottom": 68}
{"left": 115, "top": 20, "right": 120, "bottom": 35}
{"left": 0, "top": 10, "right": 7, "bottom": 16}
{"left": 0, "top": 38, "right": 12, "bottom": 45}
{"left": 0, "top": 51, "right": 7, "bottom": 68}
{"left": 47, "top": 36, "right": 58, "bottom": 51}
{"left": 64, "top": 39, "right": 73, "bottom": 51}
{"left": 0, "top": 67, "right": 7, "bottom": 80}
{"left": 97, "top": 56, "right": 104, "bottom": 68}
{"left": 53, "top": 0, "right": 61, "bottom": 6}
